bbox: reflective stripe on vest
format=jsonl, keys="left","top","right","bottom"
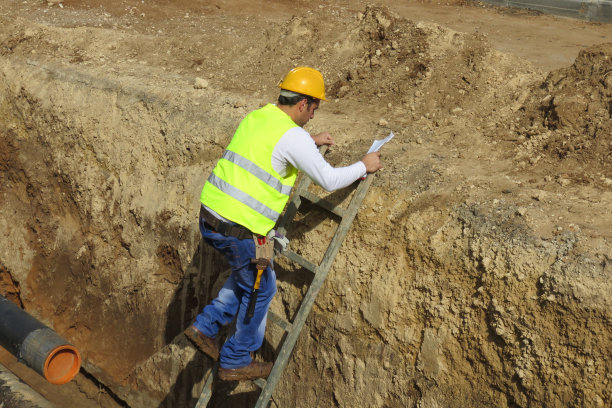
{"left": 206, "top": 172, "right": 280, "bottom": 222}
{"left": 221, "top": 150, "right": 293, "bottom": 196}
{"left": 200, "top": 104, "right": 299, "bottom": 235}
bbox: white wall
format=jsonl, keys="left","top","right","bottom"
{"left": 478, "top": 0, "right": 612, "bottom": 22}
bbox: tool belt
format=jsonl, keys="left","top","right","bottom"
{"left": 252, "top": 235, "right": 274, "bottom": 269}
{"left": 199, "top": 205, "right": 253, "bottom": 240}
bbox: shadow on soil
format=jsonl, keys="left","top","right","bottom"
{"left": 159, "top": 238, "right": 226, "bottom": 408}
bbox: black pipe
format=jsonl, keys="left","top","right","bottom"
{"left": 0, "top": 295, "right": 81, "bottom": 384}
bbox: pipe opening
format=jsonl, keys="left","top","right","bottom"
{"left": 43, "top": 345, "right": 81, "bottom": 385}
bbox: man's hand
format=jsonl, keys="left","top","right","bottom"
{"left": 361, "top": 152, "right": 382, "bottom": 173}
{"left": 268, "top": 229, "right": 289, "bottom": 252}
{"left": 312, "top": 132, "right": 335, "bottom": 146}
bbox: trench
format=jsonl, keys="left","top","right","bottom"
{"left": 0, "top": 47, "right": 610, "bottom": 408}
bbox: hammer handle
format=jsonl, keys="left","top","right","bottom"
{"left": 246, "top": 268, "right": 264, "bottom": 319}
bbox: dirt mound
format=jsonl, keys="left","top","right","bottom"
{"left": 323, "top": 5, "right": 499, "bottom": 113}
{"left": 264, "top": 5, "right": 504, "bottom": 113}
{"left": 514, "top": 43, "right": 612, "bottom": 182}
{"left": 322, "top": 6, "right": 431, "bottom": 100}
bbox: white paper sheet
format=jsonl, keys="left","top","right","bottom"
{"left": 362, "top": 131, "right": 394, "bottom": 177}
{"left": 367, "top": 131, "right": 394, "bottom": 154}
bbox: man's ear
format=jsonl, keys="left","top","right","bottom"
{"left": 298, "top": 98, "right": 307, "bottom": 112}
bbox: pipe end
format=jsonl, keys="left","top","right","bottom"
{"left": 43, "top": 345, "right": 81, "bottom": 385}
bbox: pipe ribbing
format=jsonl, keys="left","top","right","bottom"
{"left": 0, "top": 295, "right": 81, "bottom": 385}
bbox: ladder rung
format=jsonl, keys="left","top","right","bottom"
{"left": 267, "top": 311, "right": 292, "bottom": 332}
{"left": 300, "top": 190, "right": 346, "bottom": 218}
{"left": 281, "top": 250, "right": 318, "bottom": 274}
{"left": 253, "top": 378, "right": 267, "bottom": 389}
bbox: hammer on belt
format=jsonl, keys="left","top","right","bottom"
{"left": 246, "top": 234, "right": 274, "bottom": 319}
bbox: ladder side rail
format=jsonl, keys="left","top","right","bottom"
{"left": 253, "top": 251, "right": 335, "bottom": 407}
{"left": 317, "top": 175, "right": 373, "bottom": 273}
{"left": 195, "top": 365, "right": 216, "bottom": 408}
{"left": 254, "top": 174, "right": 374, "bottom": 408}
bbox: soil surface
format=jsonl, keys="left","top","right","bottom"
{"left": 0, "top": 1, "right": 610, "bottom": 407}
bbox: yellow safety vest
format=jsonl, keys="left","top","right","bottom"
{"left": 200, "top": 104, "right": 299, "bottom": 235}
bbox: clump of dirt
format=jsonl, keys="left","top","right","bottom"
{"left": 0, "top": 263, "right": 23, "bottom": 307}
{"left": 155, "top": 244, "right": 183, "bottom": 285}
{"left": 0, "top": 130, "right": 17, "bottom": 173}
{"left": 514, "top": 43, "right": 612, "bottom": 181}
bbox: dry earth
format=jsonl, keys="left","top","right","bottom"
{"left": 0, "top": 1, "right": 610, "bottom": 407}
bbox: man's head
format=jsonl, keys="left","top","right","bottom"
{"left": 277, "top": 66, "right": 326, "bottom": 127}
{"left": 277, "top": 90, "right": 320, "bottom": 127}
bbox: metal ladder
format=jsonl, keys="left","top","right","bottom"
{"left": 195, "top": 161, "right": 374, "bottom": 408}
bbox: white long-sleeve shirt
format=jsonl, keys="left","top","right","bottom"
{"left": 204, "top": 126, "right": 365, "bottom": 223}
{"left": 271, "top": 127, "right": 365, "bottom": 191}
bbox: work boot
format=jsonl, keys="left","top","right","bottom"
{"left": 218, "top": 361, "right": 273, "bottom": 381}
{"left": 184, "top": 325, "right": 219, "bottom": 361}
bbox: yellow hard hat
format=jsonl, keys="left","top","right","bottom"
{"left": 278, "top": 66, "right": 327, "bottom": 101}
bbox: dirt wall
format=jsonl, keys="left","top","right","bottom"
{"left": 0, "top": 2, "right": 610, "bottom": 408}
{"left": 0, "top": 58, "right": 237, "bottom": 404}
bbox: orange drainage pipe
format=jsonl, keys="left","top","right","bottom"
{"left": 0, "top": 295, "right": 81, "bottom": 384}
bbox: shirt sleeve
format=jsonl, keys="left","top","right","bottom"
{"left": 271, "top": 127, "right": 367, "bottom": 192}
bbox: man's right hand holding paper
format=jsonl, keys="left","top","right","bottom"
{"left": 362, "top": 151, "right": 382, "bottom": 173}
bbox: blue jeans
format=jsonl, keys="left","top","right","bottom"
{"left": 193, "top": 215, "right": 276, "bottom": 369}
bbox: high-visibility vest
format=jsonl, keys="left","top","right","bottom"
{"left": 200, "top": 104, "right": 299, "bottom": 235}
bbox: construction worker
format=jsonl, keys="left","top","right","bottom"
{"left": 184, "top": 66, "right": 382, "bottom": 381}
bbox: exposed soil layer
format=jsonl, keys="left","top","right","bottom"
{"left": 515, "top": 43, "right": 612, "bottom": 182}
{"left": 0, "top": 1, "right": 610, "bottom": 407}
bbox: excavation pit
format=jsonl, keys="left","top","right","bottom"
{"left": 0, "top": 1, "right": 610, "bottom": 407}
